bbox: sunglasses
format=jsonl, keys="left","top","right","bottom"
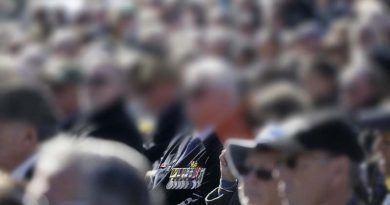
{"left": 277, "top": 153, "right": 303, "bottom": 170}
{"left": 237, "top": 165, "right": 276, "bottom": 181}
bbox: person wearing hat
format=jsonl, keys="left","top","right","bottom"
{"left": 42, "top": 58, "right": 83, "bottom": 131}
{"left": 205, "top": 81, "right": 310, "bottom": 205}
{"left": 72, "top": 55, "right": 144, "bottom": 153}
{"left": 128, "top": 56, "right": 186, "bottom": 163}
{"left": 268, "top": 112, "right": 366, "bottom": 205}
{"left": 205, "top": 124, "right": 287, "bottom": 205}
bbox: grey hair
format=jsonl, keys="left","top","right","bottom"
{"left": 183, "top": 56, "right": 241, "bottom": 106}
{"left": 85, "top": 158, "right": 152, "bottom": 205}
{"left": 36, "top": 134, "right": 150, "bottom": 177}
{"left": 35, "top": 135, "right": 155, "bottom": 205}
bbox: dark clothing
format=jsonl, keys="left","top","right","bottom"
{"left": 71, "top": 100, "right": 144, "bottom": 153}
{"left": 145, "top": 100, "right": 185, "bottom": 162}
{"left": 151, "top": 129, "right": 223, "bottom": 205}
{"left": 365, "top": 163, "right": 387, "bottom": 205}
{"left": 205, "top": 188, "right": 240, "bottom": 205}
{"left": 347, "top": 195, "right": 369, "bottom": 205}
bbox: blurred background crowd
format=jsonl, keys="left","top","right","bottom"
{"left": 0, "top": 0, "right": 388, "bottom": 204}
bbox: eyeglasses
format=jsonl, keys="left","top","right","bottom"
{"left": 236, "top": 165, "right": 277, "bottom": 181}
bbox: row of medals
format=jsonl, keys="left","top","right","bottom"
{"left": 167, "top": 167, "right": 206, "bottom": 190}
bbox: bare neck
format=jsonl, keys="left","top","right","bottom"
{"left": 318, "top": 184, "right": 351, "bottom": 205}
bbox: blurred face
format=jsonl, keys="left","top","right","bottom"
{"left": 377, "top": 131, "right": 390, "bottom": 176}
{"left": 83, "top": 68, "right": 124, "bottom": 112}
{"left": 238, "top": 150, "right": 281, "bottom": 205}
{"left": 303, "top": 71, "right": 335, "bottom": 104}
{"left": 51, "top": 84, "right": 80, "bottom": 119}
{"left": 205, "top": 40, "right": 232, "bottom": 58}
{"left": 53, "top": 41, "right": 80, "bottom": 58}
{"left": 279, "top": 151, "right": 336, "bottom": 205}
{"left": 0, "top": 121, "right": 37, "bottom": 172}
{"left": 143, "top": 80, "right": 177, "bottom": 114}
{"left": 28, "top": 162, "right": 85, "bottom": 205}
{"left": 185, "top": 84, "right": 235, "bottom": 129}
{"left": 257, "top": 41, "right": 279, "bottom": 63}
{"left": 357, "top": 27, "right": 378, "bottom": 50}
{"left": 341, "top": 75, "right": 380, "bottom": 112}
{"left": 296, "top": 35, "right": 322, "bottom": 55}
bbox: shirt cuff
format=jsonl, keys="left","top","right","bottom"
{"left": 218, "top": 179, "right": 237, "bottom": 195}
{"left": 220, "top": 179, "right": 237, "bottom": 189}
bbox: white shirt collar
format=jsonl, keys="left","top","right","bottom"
{"left": 193, "top": 127, "right": 214, "bottom": 142}
{"left": 11, "top": 154, "right": 37, "bottom": 180}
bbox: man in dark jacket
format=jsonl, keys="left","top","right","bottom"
{"left": 270, "top": 112, "right": 366, "bottom": 205}
{"left": 150, "top": 57, "right": 241, "bottom": 205}
{"left": 72, "top": 55, "right": 144, "bottom": 152}
{"left": 128, "top": 56, "right": 185, "bottom": 162}
{"left": 146, "top": 100, "right": 186, "bottom": 162}
{"left": 73, "top": 99, "right": 144, "bottom": 153}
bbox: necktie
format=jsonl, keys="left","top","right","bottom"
{"left": 182, "top": 138, "right": 202, "bottom": 158}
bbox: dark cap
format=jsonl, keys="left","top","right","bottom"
{"left": 127, "top": 56, "right": 177, "bottom": 93}
{"left": 0, "top": 85, "right": 58, "bottom": 141}
{"left": 268, "top": 111, "right": 365, "bottom": 163}
{"left": 42, "top": 59, "right": 84, "bottom": 85}
{"left": 358, "top": 104, "right": 390, "bottom": 131}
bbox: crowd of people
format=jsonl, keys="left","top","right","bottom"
{"left": 0, "top": 0, "right": 389, "bottom": 205}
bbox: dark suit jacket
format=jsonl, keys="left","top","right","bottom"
{"left": 145, "top": 100, "right": 186, "bottom": 162}
{"left": 152, "top": 129, "right": 223, "bottom": 205}
{"left": 71, "top": 100, "right": 144, "bottom": 153}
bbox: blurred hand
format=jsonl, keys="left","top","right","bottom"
{"left": 219, "top": 149, "right": 236, "bottom": 182}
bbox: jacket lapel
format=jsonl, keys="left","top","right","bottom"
{"left": 174, "top": 142, "right": 206, "bottom": 167}
{"left": 156, "top": 131, "right": 222, "bottom": 187}
{"left": 174, "top": 131, "right": 220, "bottom": 167}
{"left": 154, "top": 131, "right": 193, "bottom": 187}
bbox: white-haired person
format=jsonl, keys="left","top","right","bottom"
{"left": 149, "top": 56, "right": 253, "bottom": 205}
{"left": 26, "top": 135, "right": 155, "bottom": 205}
